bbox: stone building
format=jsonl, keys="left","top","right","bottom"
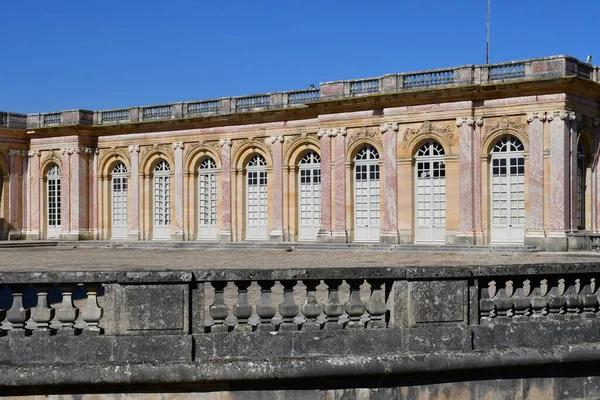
{"left": 0, "top": 55, "right": 598, "bottom": 250}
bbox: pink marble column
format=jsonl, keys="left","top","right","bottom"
{"left": 317, "top": 129, "right": 332, "bottom": 241}
{"left": 128, "top": 146, "right": 140, "bottom": 240}
{"left": 570, "top": 115, "right": 580, "bottom": 232}
{"left": 379, "top": 123, "right": 399, "bottom": 243}
{"left": 473, "top": 118, "right": 484, "bottom": 243}
{"left": 70, "top": 149, "right": 89, "bottom": 239}
{"left": 526, "top": 112, "right": 546, "bottom": 239}
{"left": 29, "top": 151, "right": 41, "bottom": 239}
{"left": 60, "top": 149, "right": 71, "bottom": 239}
{"left": 269, "top": 135, "right": 284, "bottom": 241}
{"left": 548, "top": 111, "right": 574, "bottom": 243}
{"left": 219, "top": 139, "right": 232, "bottom": 241}
{"left": 172, "top": 142, "right": 184, "bottom": 240}
{"left": 456, "top": 117, "right": 475, "bottom": 244}
{"left": 89, "top": 148, "right": 98, "bottom": 238}
{"left": 21, "top": 155, "right": 29, "bottom": 235}
{"left": 8, "top": 150, "right": 23, "bottom": 239}
{"left": 332, "top": 128, "right": 347, "bottom": 242}
{"left": 594, "top": 120, "right": 600, "bottom": 233}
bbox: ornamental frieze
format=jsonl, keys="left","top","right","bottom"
{"left": 401, "top": 121, "right": 454, "bottom": 148}
{"left": 346, "top": 126, "right": 381, "bottom": 150}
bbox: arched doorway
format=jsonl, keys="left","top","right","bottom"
{"left": 198, "top": 157, "right": 218, "bottom": 240}
{"left": 415, "top": 141, "right": 446, "bottom": 243}
{"left": 153, "top": 160, "right": 171, "bottom": 240}
{"left": 490, "top": 137, "right": 525, "bottom": 244}
{"left": 246, "top": 155, "right": 267, "bottom": 240}
{"left": 47, "top": 164, "right": 61, "bottom": 239}
{"left": 298, "top": 151, "right": 321, "bottom": 241}
{"left": 111, "top": 162, "right": 128, "bottom": 239}
{"left": 354, "top": 145, "right": 380, "bottom": 242}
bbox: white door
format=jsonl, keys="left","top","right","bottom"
{"left": 246, "top": 155, "right": 267, "bottom": 240}
{"left": 111, "top": 162, "right": 128, "bottom": 239}
{"left": 198, "top": 157, "right": 217, "bottom": 240}
{"left": 153, "top": 160, "right": 171, "bottom": 240}
{"left": 415, "top": 142, "right": 446, "bottom": 243}
{"left": 298, "top": 151, "right": 321, "bottom": 240}
{"left": 354, "top": 146, "right": 380, "bottom": 242}
{"left": 47, "top": 165, "right": 61, "bottom": 239}
{"left": 490, "top": 137, "right": 525, "bottom": 244}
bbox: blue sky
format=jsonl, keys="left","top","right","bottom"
{"left": 2, "top": 0, "right": 598, "bottom": 114}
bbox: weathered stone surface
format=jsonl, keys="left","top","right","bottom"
{"left": 410, "top": 280, "right": 466, "bottom": 324}
{"left": 123, "top": 284, "right": 187, "bottom": 332}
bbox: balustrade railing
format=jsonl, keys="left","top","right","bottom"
{"left": 489, "top": 63, "right": 526, "bottom": 80}
{"left": 0, "top": 283, "right": 103, "bottom": 333}
{"left": 404, "top": 70, "right": 454, "bottom": 87}
{"left": 42, "top": 112, "right": 62, "bottom": 125}
{"left": 205, "top": 278, "right": 388, "bottom": 332}
{"left": 142, "top": 105, "right": 173, "bottom": 120}
{"left": 187, "top": 100, "right": 221, "bottom": 115}
{"left": 101, "top": 109, "right": 130, "bottom": 123}
{"left": 350, "top": 79, "right": 379, "bottom": 95}
{"left": 288, "top": 89, "right": 320, "bottom": 104}
{"left": 236, "top": 95, "right": 270, "bottom": 109}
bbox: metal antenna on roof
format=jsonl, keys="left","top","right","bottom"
{"left": 486, "top": 0, "right": 490, "bottom": 64}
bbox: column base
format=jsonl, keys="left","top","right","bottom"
{"left": 379, "top": 231, "right": 399, "bottom": 244}
{"left": 127, "top": 230, "right": 140, "bottom": 241}
{"left": 524, "top": 230, "right": 546, "bottom": 248}
{"left": 316, "top": 230, "right": 348, "bottom": 243}
{"left": 269, "top": 229, "right": 284, "bottom": 242}
{"left": 455, "top": 231, "right": 475, "bottom": 245}
{"left": 23, "top": 230, "right": 41, "bottom": 240}
{"left": 218, "top": 230, "right": 232, "bottom": 242}
{"left": 542, "top": 231, "right": 568, "bottom": 251}
{"left": 171, "top": 231, "right": 184, "bottom": 241}
{"left": 8, "top": 230, "right": 23, "bottom": 240}
{"left": 398, "top": 229, "right": 412, "bottom": 244}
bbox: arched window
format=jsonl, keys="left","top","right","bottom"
{"left": 577, "top": 142, "right": 586, "bottom": 230}
{"left": 111, "top": 162, "right": 128, "bottom": 239}
{"left": 415, "top": 141, "right": 446, "bottom": 242}
{"left": 490, "top": 137, "right": 525, "bottom": 243}
{"left": 153, "top": 160, "right": 171, "bottom": 240}
{"left": 354, "top": 145, "right": 380, "bottom": 242}
{"left": 246, "top": 155, "right": 267, "bottom": 240}
{"left": 47, "top": 164, "right": 61, "bottom": 238}
{"left": 298, "top": 151, "right": 321, "bottom": 240}
{"left": 198, "top": 157, "right": 218, "bottom": 239}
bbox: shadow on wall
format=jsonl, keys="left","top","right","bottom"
{"left": 0, "top": 219, "right": 8, "bottom": 240}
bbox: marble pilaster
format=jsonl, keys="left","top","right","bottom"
{"left": 594, "top": 120, "right": 600, "bottom": 233}
{"left": 128, "top": 146, "right": 140, "bottom": 240}
{"left": 473, "top": 117, "right": 484, "bottom": 244}
{"left": 526, "top": 112, "right": 546, "bottom": 242}
{"left": 269, "top": 136, "right": 284, "bottom": 241}
{"left": 379, "top": 123, "right": 399, "bottom": 243}
{"left": 219, "top": 139, "right": 232, "bottom": 242}
{"left": 28, "top": 151, "right": 41, "bottom": 239}
{"left": 8, "top": 150, "right": 24, "bottom": 239}
{"left": 172, "top": 142, "right": 184, "bottom": 240}
{"left": 332, "top": 128, "right": 348, "bottom": 242}
{"left": 70, "top": 149, "right": 91, "bottom": 239}
{"left": 60, "top": 149, "right": 71, "bottom": 240}
{"left": 456, "top": 117, "right": 476, "bottom": 244}
{"left": 316, "top": 129, "right": 332, "bottom": 241}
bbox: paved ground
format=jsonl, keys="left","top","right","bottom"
{"left": 0, "top": 246, "right": 598, "bottom": 271}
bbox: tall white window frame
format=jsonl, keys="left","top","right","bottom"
{"left": 298, "top": 151, "right": 321, "bottom": 241}
{"left": 353, "top": 145, "right": 380, "bottom": 242}
{"left": 490, "top": 137, "right": 525, "bottom": 244}
{"left": 576, "top": 141, "right": 586, "bottom": 230}
{"left": 111, "top": 162, "right": 128, "bottom": 239}
{"left": 415, "top": 141, "right": 446, "bottom": 243}
{"left": 46, "top": 164, "right": 61, "bottom": 239}
{"left": 246, "top": 154, "right": 267, "bottom": 240}
{"left": 198, "top": 157, "right": 218, "bottom": 240}
{"left": 153, "top": 160, "right": 171, "bottom": 240}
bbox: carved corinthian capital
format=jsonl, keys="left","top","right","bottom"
{"left": 128, "top": 145, "right": 140, "bottom": 153}
{"left": 380, "top": 122, "right": 399, "bottom": 134}
{"left": 317, "top": 127, "right": 347, "bottom": 138}
{"left": 172, "top": 142, "right": 184, "bottom": 150}
{"left": 269, "top": 135, "right": 284, "bottom": 144}
{"left": 27, "top": 150, "right": 40, "bottom": 157}
{"left": 548, "top": 110, "right": 577, "bottom": 122}
{"left": 526, "top": 112, "right": 547, "bottom": 123}
{"left": 474, "top": 117, "right": 484, "bottom": 126}
{"left": 219, "top": 139, "right": 232, "bottom": 147}
{"left": 456, "top": 117, "right": 474, "bottom": 127}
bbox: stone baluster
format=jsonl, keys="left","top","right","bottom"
{"left": 256, "top": 281, "right": 276, "bottom": 331}
{"left": 479, "top": 281, "right": 497, "bottom": 321}
{"left": 564, "top": 278, "right": 583, "bottom": 318}
{"left": 323, "top": 280, "right": 343, "bottom": 329}
{"left": 345, "top": 279, "right": 365, "bottom": 329}
{"left": 233, "top": 281, "right": 253, "bottom": 331}
{"left": 495, "top": 280, "right": 514, "bottom": 320}
{"left": 581, "top": 278, "right": 598, "bottom": 317}
{"left": 512, "top": 280, "right": 531, "bottom": 319}
{"left": 80, "top": 284, "right": 103, "bottom": 332}
{"left": 55, "top": 284, "right": 78, "bottom": 332}
{"left": 30, "top": 284, "right": 53, "bottom": 333}
{"left": 209, "top": 281, "right": 229, "bottom": 333}
{"left": 6, "top": 285, "right": 30, "bottom": 332}
{"left": 547, "top": 278, "right": 567, "bottom": 319}
{"left": 301, "top": 280, "right": 322, "bottom": 330}
{"left": 530, "top": 279, "right": 549, "bottom": 317}
{"left": 278, "top": 280, "right": 299, "bottom": 331}
{"left": 365, "top": 279, "right": 387, "bottom": 329}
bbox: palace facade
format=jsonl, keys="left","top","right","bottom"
{"left": 1, "top": 55, "right": 599, "bottom": 250}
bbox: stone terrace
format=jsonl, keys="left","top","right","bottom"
{"left": 0, "top": 246, "right": 598, "bottom": 271}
